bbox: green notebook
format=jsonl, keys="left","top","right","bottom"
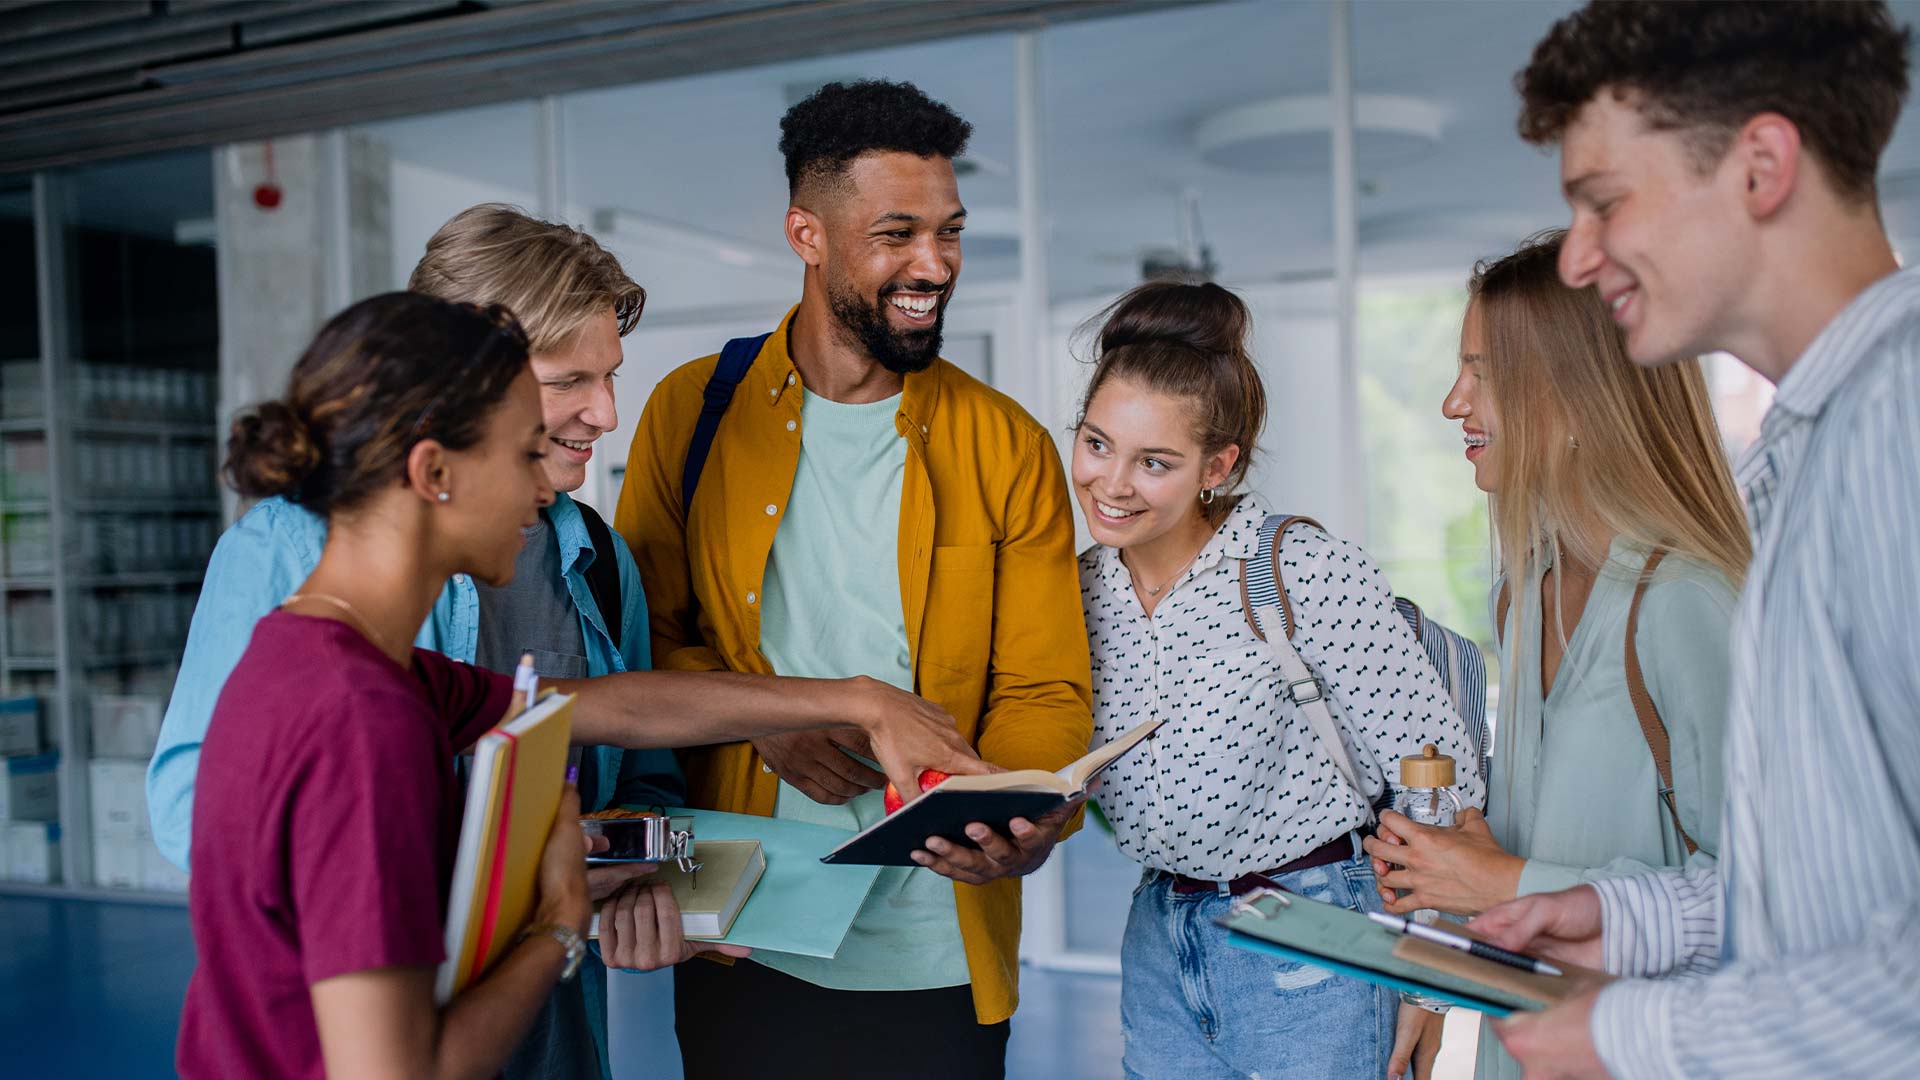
{"left": 1218, "top": 889, "right": 1600, "bottom": 1016}
{"left": 664, "top": 807, "right": 881, "bottom": 959}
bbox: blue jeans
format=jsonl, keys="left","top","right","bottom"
{"left": 1120, "top": 844, "right": 1396, "bottom": 1080}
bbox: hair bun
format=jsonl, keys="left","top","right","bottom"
{"left": 224, "top": 400, "right": 322, "bottom": 500}
{"left": 1096, "top": 281, "right": 1251, "bottom": 358}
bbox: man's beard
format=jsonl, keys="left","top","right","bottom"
{"left": 827, "top": 277, "right": 945, "bottom": 375}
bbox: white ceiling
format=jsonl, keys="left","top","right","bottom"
{"left": 351, "top": 0, "right": 1920, "bottom": 307}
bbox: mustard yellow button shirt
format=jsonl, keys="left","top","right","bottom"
{"left": 614, "top": 308, "right": 1094, "bottom": 1024}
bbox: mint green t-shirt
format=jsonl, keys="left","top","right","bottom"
{"left": 753, "top": 389, "right": 969, "bottom": 991}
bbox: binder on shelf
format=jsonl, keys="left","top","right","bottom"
{"left": 435, "top": 691, "right": 574, "bottom": 1004}
{"left": 0, "top": 696, "right": 40, "bottom": 756}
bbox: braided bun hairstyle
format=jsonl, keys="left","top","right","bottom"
{"left": 1077, "top": 281, "right": 1267, "bottom": 523}
{"left": 224, "top": 292, "right": 530, "bottom": 516}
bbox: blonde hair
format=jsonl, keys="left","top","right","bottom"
{"left": 1470, "top": 229, "right": 1749, "bottom": 646}
{"left": 407, "top": 204, "right": 644, "bottom": 355}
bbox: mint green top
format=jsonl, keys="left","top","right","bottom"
{"left": 754, "top": 389, "right": 969, "bottom": 991}
{"left": 1477, "top": 537, "right": 1735, "bottom": 1080}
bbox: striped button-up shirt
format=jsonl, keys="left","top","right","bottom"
{"left": 1588, "top": 269, "right": 1920, "bottom": 1076}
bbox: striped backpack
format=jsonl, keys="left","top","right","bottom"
{"left": 1238, "top": 514, "right": 1491, "bottom": 812}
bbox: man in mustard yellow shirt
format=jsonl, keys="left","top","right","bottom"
{"left": 614, "top": 80, "right": 1093, "bottom": 1079}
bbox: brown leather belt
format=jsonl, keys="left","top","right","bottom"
{"left": 1168, "top": 831, "right": 1358, "bottom": 896}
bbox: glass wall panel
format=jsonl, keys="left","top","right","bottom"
{"left": 0, "top": 150, "right": 218, "bottom": 892}
{"left": 1356, "top": 278, "right": 1492, "bottom": 655}
{"left": 69, "top": 149, "right": 218, "bottom": 893}
{"left": 1340, "top": 0, "right": 1574, "bottom": 677}
{"left": 1039, "top": 0, "right": 1348, "bottom": 962}
{"left": 0, "top": 184, "right": 34, "bottom": 367}
{"left": 353, "top": 101, "right": 544, "bottom": 299}
{"left": 0, "top": 175, "right": 56, "bottom": 894}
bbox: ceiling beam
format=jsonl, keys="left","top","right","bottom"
{"left": 0, "top": 0, "right": 1185, "bottom": 174}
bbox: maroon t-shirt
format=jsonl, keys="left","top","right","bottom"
{"left": 176, "top": 610, "right": 512, "bottom": 1080}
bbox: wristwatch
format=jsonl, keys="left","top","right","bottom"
{"left": 518, "top": 921, "right": 586, "bottom": 982}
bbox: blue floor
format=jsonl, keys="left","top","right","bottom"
{"left": 0, "top": 893, "right": 1121, "bottom": 1079}
{"left": 0, "top": 895, "right": 199, "bottom": 1079}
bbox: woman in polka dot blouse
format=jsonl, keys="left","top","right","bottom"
{"left": 1072, "top": 281, "right": 1486, "bottom": 1080}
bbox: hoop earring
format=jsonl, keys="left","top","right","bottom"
{"left": 1198, "top": 487, "right": 1218, "bottom": 506}
{"left": 437, "top": 491, "right": 451, "bottom": 502}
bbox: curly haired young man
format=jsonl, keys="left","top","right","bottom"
{"left": 1469, "top": 4, "right": 1920, "bottom": 1077}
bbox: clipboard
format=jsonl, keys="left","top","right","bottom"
{"left": 1216, "top": 888, "right": 1606, "bottom": 1016}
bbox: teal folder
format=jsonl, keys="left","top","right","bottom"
{"left": 1218, "top": 890, "right": 1586, "bottom": 1016}
{"left": 667, "top": 807, "right": 881, "bottom": 959}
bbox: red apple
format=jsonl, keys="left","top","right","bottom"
{"left": 883, "top": 769, "right": 954, "bottom": 815}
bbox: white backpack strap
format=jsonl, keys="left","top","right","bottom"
{"left": 1245, "top": 516, "right": 1374, "bottom": 819}
{"left": 1253, "top": 602, "right": 1372, "bottom": 820}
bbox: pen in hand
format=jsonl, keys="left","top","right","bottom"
{"left": 509, "top": 651, "right": 538, "bottom": 715}
{"left": 1367, "top": 911, "right": 1564, "bottom": 977}
{"left": 508, "top": 652, "right": 576, "bottom": 782}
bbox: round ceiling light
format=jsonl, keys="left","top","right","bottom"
{"left": 1194, "top": 93, "right": 1449, "bottom": 173}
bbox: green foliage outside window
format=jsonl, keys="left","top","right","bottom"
{"left": 1357, "top": 283, "right": 1501, "bottom": 691}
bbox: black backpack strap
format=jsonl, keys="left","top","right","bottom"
{"left": 682, "top": 333, "right": 772, "bottom": 517}
{"left": 574, "top": 500, "right": 623, "bottom": 652}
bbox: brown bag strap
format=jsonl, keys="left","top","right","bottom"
{"left": 1237, "top": 515, "right": 1324, "bottom": 641}
{"left": 1624, "top": 548, "right": 1699, "bottom": 856}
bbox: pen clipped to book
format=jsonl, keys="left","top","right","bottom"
{"left": 1367, "top": 911, "right": 1563, "bottom": 977}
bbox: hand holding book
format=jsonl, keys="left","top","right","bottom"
{"left": 908, "top": 796, "right": 1084, "bottom": 885}
{"left": 596, "top": 871, "right": 754, "bottom": 972}
{"left": 821, "top": 720, "right": 1160, "bottom": 867}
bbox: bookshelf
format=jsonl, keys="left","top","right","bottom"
{"left": 0, "top": 164, "right": 218, "bottom": 900}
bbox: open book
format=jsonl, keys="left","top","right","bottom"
{"left": 588, "top": 838, "right": 765, "bottom": 940}
{"left": 436, "top": 690, "right": 573, "bottom": 1004}
{"left": 1218, "top": 888, "right": 1608, "bottom": 1016}
{"left": 821, "top": 719, "right": 1160, "bottom": 866}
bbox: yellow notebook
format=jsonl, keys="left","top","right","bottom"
{"left": 435, "top": 690, "right": 574, "bottom": 1004}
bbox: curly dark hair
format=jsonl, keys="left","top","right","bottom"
{"left": 778, "top": 79, "right": 972, "bottom": 197}
{"left": 1516, "top": 1, "right": 1911, "bottom": 201}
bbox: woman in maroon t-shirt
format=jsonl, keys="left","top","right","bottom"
{"left": 178, "top": 294, "right": 609, "bottom": 1079}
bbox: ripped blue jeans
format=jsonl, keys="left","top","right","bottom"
{"left": 1120, "top": 844, "right": 1396, "bottom": 1080}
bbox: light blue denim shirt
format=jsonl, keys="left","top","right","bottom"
{"left": 146, "top": 491, "right": 682, "bottom": 871}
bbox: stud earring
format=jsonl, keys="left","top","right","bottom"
{"left": 1567, "top": 435, "right": 1580, "bottom": 450}
{"left": 437, "top": 491, "right": 451, "bottom": 502}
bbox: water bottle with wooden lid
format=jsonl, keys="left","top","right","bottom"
{"left": 1393, "top": 744, "right": 1462, "bottom": 1012}
{"left": 1394, "top": 743, "right": 1461, "bottom": 832}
